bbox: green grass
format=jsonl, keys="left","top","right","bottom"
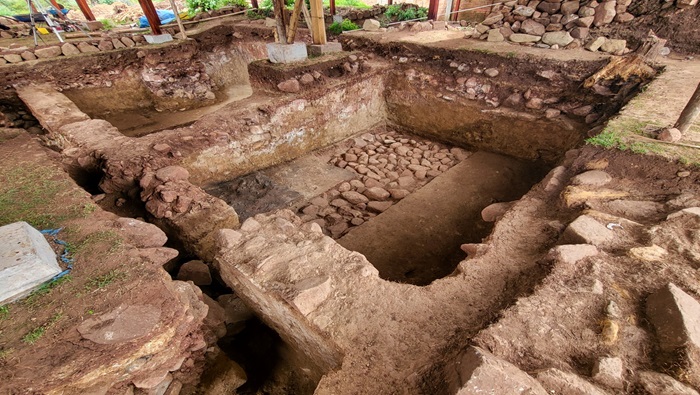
{"left": 21, "top": 326, "right": 45, "bottom": 345}
{"left": 585, "top": 130, "right": 623, "bottom": 148}
{"left": 23, "top": 276, "right": 72, "bottom": 307}
{"left": 0, "top": 305, "right": 8, "bottom": 320}
{"left": 20, "top": 312, "right": 63, "bottom": 345}
{"left": 325, "top": 0, "right": 371, "bottom": 8}
{"left": 0, "top": 165, "right": 84, "bottom": 229}
{"left": 85, "top": 269, "right": 126, "bottom": 291}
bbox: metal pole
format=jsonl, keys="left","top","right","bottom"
{"left": 168, "top": 0, "right": 187, "bottom": 38}
{"left": 26, "top": 0, "right": 39, "bottom": 47}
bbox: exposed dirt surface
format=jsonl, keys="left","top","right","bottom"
{"left": 602, "top": 0, "right": 700, "bottom": 54}
{"left": 2, "top": 13, "right": 700, "bottom": 395}
{"left": 0, "top": 133, "right": 209, "bottom": 395}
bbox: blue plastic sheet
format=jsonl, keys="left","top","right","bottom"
{"left": 138, "top": 9, "right": 176, "bottom": 28}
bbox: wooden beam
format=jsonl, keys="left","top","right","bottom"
{"left": 74, "top": 0, "right": 95, "bottom": 21}
{"left": 330, "top": 0, "right": 336, "bottom": 16}
{"left": 427, "top": 0, "right": 439, "bottom": 20}
{"left": 48, "top": 0, "right": 66, "bottom": 19}
{"left": 168, "top": 0, "right": 187, "bottom": 38}
{"left": 138, "top": 0, "right": 162, "bottom": 35}
{"left": 301, "top": 1, "right": 314, "bottom": 42}
{"left": 309, "top": 0, "right": 326, "bottom": 45}
{"left": 287, "top": 0, "right": 305, "bottom": 43}
{"left": 272, "top": 0, "right": 288, "bottom": 43}
{"left": 674, "top": 82, "right": 700, "bottom": 135}
{"left": 451, "top": 0, "right": 462, "bottom": 21}
{"left": 251, "top": 0, "right": 259, "bottom": 8}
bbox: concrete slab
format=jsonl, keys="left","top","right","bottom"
{"left": 0, "top": 221, "right": 61, "bottom": 304}
{"left": 266, "top": 42, "right": 308, "bottom": 64}
{"left": 307, "top": 42, "right": 343, "bottom": 56}
{"left": 338, "top": 151, "right": 547, "bottom": 285}
{"left": 144, "top": 34, "right": 174, "bottom": 44}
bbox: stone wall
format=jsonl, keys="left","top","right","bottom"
{"left": 0, "top": 34, "right": 148, "bottom": 65}
{"left": 465, "top": 0, "right": 639, "bottom": 54}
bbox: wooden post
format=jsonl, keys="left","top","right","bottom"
{"left": 451, "top": 0, "right": 462, "bottom": 21}
{"left": 48, "top": 0, "right": 66, "bottom": 19}
{"left": 674, "top": 82, "right": 700, "bottom": 135}
{"left": 330, "top": 0, "right": 336, "bottom": 16}
{"left": 251, "top": 0, "right": 259, "bottom": 8}
{"left": 272, "top": 0, "right": 288, "bottom": 43}
{"left": 387, "top": 0, "right": 392, "bottom": 5}
{"left": 168, "top": 0, "right": 187, "bottom": 38}
{"left": 138, "top": 0, "right": 162, "bottom": 35}
{"left": 287, "top": 0, "right": 305, "bottom": 43}
{"left": 309, "top": 0, "right": 326, "bottom": 45}
{"left": 74, "top": 0, "right": 96, "bottom": 21}
{"left": 301, "top": 2, "right": 314, "bottom": 42}
{"left": 427, "top": 0, "right": 439, "bottom": 20}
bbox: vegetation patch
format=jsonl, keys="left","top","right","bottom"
{"left": 0, "top": 164, "right": 86, "bottom": 229}
{"left": 329, "top": 18, "right": 359, "bottom": 35}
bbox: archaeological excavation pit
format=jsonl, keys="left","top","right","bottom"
{"left": 4, "top": 10, "right": 700, "bottom": 395}
{"left": 206, "top": 127, "right": 549, "bottom": 285}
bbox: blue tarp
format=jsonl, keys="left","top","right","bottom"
{"left": 138, "top": 9, "right": 176, "bottom": 28}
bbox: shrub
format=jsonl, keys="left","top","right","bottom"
{"left": 329, "top": 18, "right": 358, "bottom": 34}
{"left": 187, "top": 0, "right": 219, "bottom": 13}
{"left": 384, "top": 4, "right": 428, "bottom": 21}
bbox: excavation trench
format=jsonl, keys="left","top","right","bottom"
{"left": 10, "top": 28, "right": 648, "bottom": 393}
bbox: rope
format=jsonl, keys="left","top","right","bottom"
{"left": 40, "top": 228, "right": 74, "bottom": 281}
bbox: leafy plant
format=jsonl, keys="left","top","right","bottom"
{"left": 0, "top": 305, "right": 8, "bottom": 320}
{"left": 187, "top": 0, "right": 219, "bottom": 13}
{"left": 100, "top": 19, "right": 115, "bottom": 30}
{"left": 384, "top": 4, "right": 427, "bottom": 21}
{"left": 329, "top": 18, "right": 359, "bottom": 34}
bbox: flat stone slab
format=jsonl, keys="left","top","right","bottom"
{"left": 144, "top": 34, "right": 173, "bottom": 44}
{"left": 646, "top": 282, "right": 700, "bottom": 353}
{"left": 0, "top": 221, "right": 61, "bottom": 304}
{"left": 266, "top": 42, "right": 308, "bottom": 64}
{"left": 307, "top": 42, "right": 343, "bottom": 56}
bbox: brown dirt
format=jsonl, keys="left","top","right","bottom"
{"left": 0, "top": 132, "right": 208, "bottom": 394}
{"left": 598, "top": 0, "right": 700, "bottom": 55}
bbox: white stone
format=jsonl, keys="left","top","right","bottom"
{"left": 144, "top": 34, "right": 173, "bottom": 44}
{"left": 266, "top": 42, "right": 308, "bottom": 64}
{"left": 0, "top": 222, "right": 61, "bottom": 304}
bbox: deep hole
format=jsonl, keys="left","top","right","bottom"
{"left": 216, "top": 318, "right": 282, "bottom": 394}
{"left": 70, "top": 167, "right": 104, "bottom": 195}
